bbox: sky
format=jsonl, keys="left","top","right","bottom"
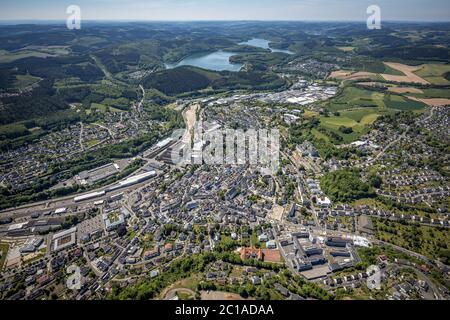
{"left": 0, "top": 0, "right": 449, "bottom": 21}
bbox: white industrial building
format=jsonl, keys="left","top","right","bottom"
{"left": 52, "top": 227, "right": 77, "bottom": 251}
{"left": 54, "top": 208, "right": 67, "bottom": 214}
{"left": 74, "top": 191, "right": 106, "bottom": 202}
{"left": 108, "top": 170, "right": 157, "bottom": 191}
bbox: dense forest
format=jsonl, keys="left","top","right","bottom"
{"left": 0, "top": 80, "right": 69, "bottom": 125}
{"left": 320, "top": 168, "right": 375, "bottom": 202}
{"left": 0, "top": 68, "right": 16, "bottom": 90}
{"left": 142, "top": 66, "right": 287, "bottom": 96}
{"left": 143, "top": 66, "right": 216, "bottom": 95}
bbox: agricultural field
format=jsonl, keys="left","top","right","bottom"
{"left": 406, "top": 96, "right": 450, "bottom": 107}
{"left": 414, "top": 88, "right": 450, "bottom": 99}
{"left": 101, "top": 97, "right": 130, "bottom": 109}
{"left": 90, "top": 103, "right": 124, "bottom": 113}
{"left": 318, "top": 81, "right": 427, "bottom": 143}
{"left": 328, "top": 61, "right": 426, "bottom": 83}
{"left": 388, "top": 86, "right": 423, "bottom": 94}
{"left": 311, "top": 128, "right": 330, "bottom": 141}
{"left": 317, "top": 110, "right": 382, "bottom": 144}
{"left": 325, "top": 85, "right": 426, "bottom": 113}
{"left": 90, "top": 103, "right": 110, "bottom": 113}
{"left": 340, "top": 108, "right": 388, "bottom": 123}
{"left": 320, "top": 116, "right": 360, "bottom": 129}
{"left": 337, "top": 46, "right": 355, "bottom": 52}
{"left": 356, "top": 82, "right": 450, "bottom": 107}
{"left": 381, "top": 62, "right": 429, "bottom": 85}
{"left": 414, "top": 63, "right": 450, "bottom": 85}
{"left": 0, "top": 50, "right": 52, "bottom": 63}
{"left": 302, "top": 109, "right": 320, "bottom": 118}
{"left": 383, "top": 94, "right": 427, "bottom": 111}
{"left": 13, "top": 75, "right": 41, "bottom": 90}
{"left": 325, "top": 87, "right": 386, "bottom": 111}
{"left": 328, "top": 70, "right": 380, "bottom": 82}
{"left": 319, "top": 122, "right": 364, "bottom": 143}
{"left": 382, "top": 63, "right": 406, "bottom": 76}
{"left": 0, "top": 46, "right": 70, "bottom": 64}
{"left": 330, "top": 62, "right": 449, "bottom": 88}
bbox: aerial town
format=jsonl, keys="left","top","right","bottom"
{"left": 0, "top": 18, "right": 449, "bottom": 302}
{"left": 1, "top": 86, "right": 449, "bottom": 300}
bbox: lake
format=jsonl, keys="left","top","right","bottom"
{"left": 239, "top": 38, "right": 294, "bottom": 55}
{"left": 164, "top": 38, "right": 293, "bottom": 72}
{"left": 164, "top": 50, "right": 243, "bottom": 72}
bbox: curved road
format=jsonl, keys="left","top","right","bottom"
{"left": 163, "top": 288, "right": 196, "bottom": 300}
{"left": 387, "top": 263, "right": 443, "bottom": 300}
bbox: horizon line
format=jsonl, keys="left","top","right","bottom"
{"left": 0, "top": 19, "right": 450, "bottom": 23}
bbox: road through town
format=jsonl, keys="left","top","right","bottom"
{"left": 0, "top": 103, "right": 198, "bottom": 221}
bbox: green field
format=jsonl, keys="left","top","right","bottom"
{"left": 101, "top": 97, "right": 130, "bottom": 110}
{"left": 0, "top": 46, "right": 69, "bottom": 63}
{"left": 311, "top": 128, "right": 330, "bottom": 142}
{"left": 337, "top": 46, "right": 355, "bottom": 52}
{"left": 0, "top": 50, "right": 51, "bottom": 63}
{"left": 317, "top": 103, "right": 403, "bottom": 144}
{"left": 0, "top": 122, "right": 31, "bottom": 139}
{"left": 86, "top": 139, "right": 100, "bottom": 148}
{"left": 318, "top": 114, "right": 367, "bottom": 143}
{"left": 91, "top": 103, "right": 108, "bottom": 113}
{"left": 327, "top": 68, "right": 443, "bottom": 115}
{"left": 359, "top": 113, "right": 381, "bottom": 125}
{"left": 321, "top": 116, "right": 359, "bottom": 127}
{"left": 90, "top": 103, "right": 123, "bottom": 113}
{"left": 326, "top": 87, "right": 386, "bottom": 112}
{"left": 383, "top": 95, "right": 426, "bottom": 111}
{"left": 411, "top": 88, "right": 450, "bottom": 99}
{"left": 383, "top": 64, "right": 405, "bottom": 76}
{"left": 91, "top": 82, "right": 125, "bottom": 98}
{"left": 329, "top": 86, "right": 426, "bottom": 112}
{"left": 14, "top": 75, "right": 41, "bottom": 90}
{"left": 69, "top": 36, "right": 106, "bottom": 46}
{"left": 340, "top": 108, "right": 385, "bottom": 122}
{"left": 414, "top": 64, "right": 450, "bottom": 85}
{"left": 318, "top": 119, "right": 365, "bottom": 143}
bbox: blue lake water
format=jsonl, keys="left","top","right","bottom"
{"left": 164, "top": 38, "right": 293, "bottom": 72}
{"left": 164, "top": 50, "right": 243, "bottom": 72}
{"left": 239, "top": 38, "right": 294, "bottom": 55}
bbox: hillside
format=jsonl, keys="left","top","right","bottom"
{"left": 143, "top": 66, "right": 219, "bottom": 95}
{"left": 142, "top": 66, "right": 287, "bottom": 96}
